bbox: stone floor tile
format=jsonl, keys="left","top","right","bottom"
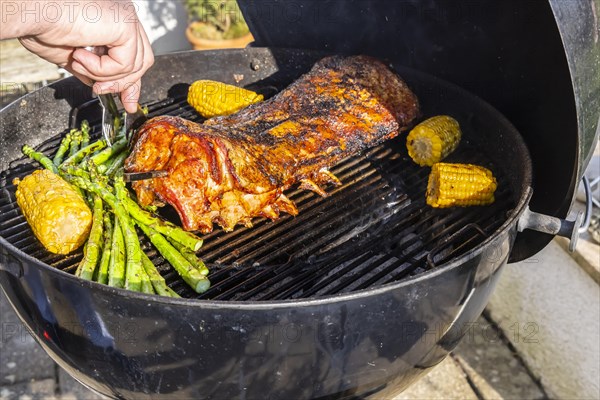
{"left": 0, "top": 293, "right": 56, "bottom": 386}
{"left": 57, "top": 369, "right": 108, "bottom": 400}
{"left": 0, "top": 39, "right": 61, "bottom": 84}
{"left": 395, "top": 357, "right": 478, "bottom": 400}
{"left": 453, "top": 316, "right": 546, "bottom": 399}
{"left": 0, "top": 378, "right": 56, "bottom": 400}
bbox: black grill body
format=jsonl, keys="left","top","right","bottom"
{"left": 0, "top": 49, "right": 531, "bottom": 399}
{"left": 0, "top": 231, "right": 514, "bottom": 399}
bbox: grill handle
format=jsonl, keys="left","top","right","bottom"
{"left": 517, "top": 207, "right": 584, "bottom": 252}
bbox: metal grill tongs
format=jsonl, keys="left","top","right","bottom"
{"left": 83, "top": 46, "right": 118, "bottom": 145}
{"left": 97, "top": 91, "right": 120, "bottom": 146}
{"left": 84, "top": 47, "right": 162, "bottom": 182}
{"left": 98, "top": 93, "right": 164, "bottom": 182}
{"left": 97, "top": 92, "right": 148, "bottom": 147}
{"left": 84, "top": 46, "right": 146, "bottom": 144}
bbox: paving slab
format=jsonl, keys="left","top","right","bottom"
{"left": 57, "top": 369, "right": 108, "bottom": 400}
{"left": 570, "top": 142, "right": 600, "bottom": 283}
{"left": 396, "top": 357, "right": 478, "bottom": 400}
{"left": 0, "top": 378, "right": 56, "bottom": 400}
{"left": 453, "top": 316, "right": 546, "bottom": 399}
{"left": 0, "top": 293, "right": 55, "bottom": 386}
{"left": 487, "top": 239, "right": 600, "bottom": 399}
{"left": 0, "top": 39, "right": 61, "bottom": 84}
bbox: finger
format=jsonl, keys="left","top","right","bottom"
{"left": 139, "top": 23, "right": 155, "bottom": 71}
{"left": 116, "top": 32, "right": 153, "bottom": 113}
{"left": 63, "top": 67, "right": 94, "bottom": 87}
{"left": 70, "top": 59, "right": 130, "bottom": 82}
{"left": 92, "top": 35, "right": 154, "bottom": 96}
{"left": 92, "top": 81, "right": 120, "bottom": 95}
{"left": 123, "top": 26, "right": 146, "bottom": 76}
{"left": 70, "top": 31, "right": 140, "bottom": 80}
{"left": 19, "top": 37, "right": 75, "bottom": 69}
{"left": 114, "top": 35, "right": 145, "bottom": 87}
{"left": 70, "top": 48, "right": 137, "bottom": 82}
{"left": 93, "top": 72, "right": 143, "bottom": 94}
{"left": 120, "top": 80, "right": 142, "bottom": 113}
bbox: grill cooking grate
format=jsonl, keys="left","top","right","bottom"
{"left": 0, "top": 96, "right": 515, "bottom": 301}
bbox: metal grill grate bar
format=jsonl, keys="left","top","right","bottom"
{"left": 197, "top": 150, "right": 386, "bottom": 264}
{"left": 0, "top": 95, "right": 517, "bottom": 301}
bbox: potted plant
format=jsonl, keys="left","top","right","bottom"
{"left": 183, "top": 0, "right": 254, "bottom": 50}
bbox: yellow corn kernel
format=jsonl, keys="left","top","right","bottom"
{"left": 187, "top": 80, "right": 264, "bottom": 118}
{"left": 426, "top": 163, "right": 497, "bottom": 208}
{"left": 15, "top": 169, "right": 92, "bottom": 254}
{"left": 407, "top": 115, "right": 462, "bottom": 166}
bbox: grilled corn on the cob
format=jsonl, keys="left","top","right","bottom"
{"left": 426, "top": 163, "right": 497, "bottom": 208}
{"left": 187, "top": 80, "right": 264, "bottom": 118}
{"left": 15, "top": 169, "right": 92, "bottom": 254}
{"left": 407, "top": 115, "right": 461, "bottom": 166}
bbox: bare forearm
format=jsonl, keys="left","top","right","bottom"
{"left": 0, "top": 0, "right": 154, "bottom": 113}
{"left": 0, "top": 1, "right": 54, "bottom": 39}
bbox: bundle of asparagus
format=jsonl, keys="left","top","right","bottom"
{"left": 20, "top": 121, "right": 210, "bottom": 297}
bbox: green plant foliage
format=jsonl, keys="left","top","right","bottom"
{"left": 184, "top": 0, "right": 250, "bottom": 40}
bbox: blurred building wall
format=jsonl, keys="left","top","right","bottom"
{"left": 134, "top": 0, "right": 192, "bottom": 55}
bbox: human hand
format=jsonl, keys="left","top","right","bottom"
{"left": 10, "top": 1, "right": 154, "bottom": 113}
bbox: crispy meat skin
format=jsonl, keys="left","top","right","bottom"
{"left": 125, "top": 55, "right": 420, "bottom": 232}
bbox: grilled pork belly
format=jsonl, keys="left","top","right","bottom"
{"left": 125, "top": 55, "right": 420, "bottom": 232}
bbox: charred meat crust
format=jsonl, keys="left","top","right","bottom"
{"left": 125, "top": 55, "right": 420, "bottom": 233}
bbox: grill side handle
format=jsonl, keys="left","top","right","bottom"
{"left": 517, "top": 207, "right": 584, "bottom": 253}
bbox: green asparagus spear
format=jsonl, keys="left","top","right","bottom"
{"left": 22, "top": 145, "right": 58, "bottom": 174}
{"left": 167, "top": 237, "right": 209, "bottom": 276}
{"left": 60, "top": 139, "right": 107, "bottom": 167}
{"left": 80, "top": 120, "right": 91, "bottom": 148}
{"left": 96, "top": 213, "right": 113, "bottom": 284}
{"left": 140, "top": 252, "right": 180, "bottom": 298}
{"left": 140, "top": 267, "right": 155, "bottom": 294}
{"left": 102, "top": 151, "right": 128, "bottom": 177}
{"left": 64, "top": 173, "right": 142, "bottom": 291}
{"left": 62, "top": 166, "right": 191, "bottom": 254}
{"left": 58, "top": 163, "right": 94, "bottom": 201}
{"left": 63, "top": 164, "right": 205, "bottom": 294}
{"left": 52, "top": 132, "right": 72, "bottom": 166}
{"left": 164, "top": 285, "right": 180, "bottom": 298}
{"left": 87, "top": 159, "right": 109, "bottom": 187}
{"left": 122, "top": 197, "right": 203, "bottom": 252}
{"left": 114, "top": 177, "right": 143, "bottom": 292}
{"left": 59, "top": 164, "right": 92, "bottom": 182}
{"left": 108, "top": 215, "right": 125, "bottom": 288}
{"left": 76, "top": 195, "right": 104, "bottom": 280}
{"left": 68, "top": 129, "right": 82, "bottom": 158}
{"left": 90, "top": 136, "right": 128, "bottom": 166}
{"left": 137, "top": 222, "right": 210, "bottom": 293}
{"left": 113, "top": 113, "right": 123, "bottom": 138}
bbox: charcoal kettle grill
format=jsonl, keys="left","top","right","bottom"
{"left": 0, "top": 1, "right": 598, "bottom": 399}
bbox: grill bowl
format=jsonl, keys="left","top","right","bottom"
{"left": 0, "top": 48, "right": 531, "bottom": 399}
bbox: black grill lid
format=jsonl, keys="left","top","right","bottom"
{"left": 238, "top": 0, "right": 600, "bottom": 261}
